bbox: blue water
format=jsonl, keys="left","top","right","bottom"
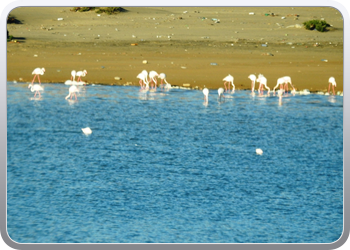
{"left": 7, "top": 82, "right": 343, "bottom": 243}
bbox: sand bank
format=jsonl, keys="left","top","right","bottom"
{"left": 7, "top": 7, "right": 343, "bottom": 92}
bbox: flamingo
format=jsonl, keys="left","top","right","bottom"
{"left": 328, "top": 77, "right": 336, "bottom": 95}
{"left": 256, "top": 74, "right": 270, "bottom": 95}
{"left": 71, "top": 70, "right": 76, "bottom": 81}
{"left": 65, "top": 85, "right": 79, "bottom": 100}
{"left": 81, "top": 127, "right": 92, "bottom": 135}
{"left": 223, "top": 74, "right": 234, "bottom": 93}
{"left": 28, "top": 84, "right": 44, "bottom": 98}
{"left": 203, "top": 88, "right": 209, "bottom": 102}
{"left": 137, "top": 72, "right": 149, "bottom": 89}
{"left": 31, "top": 68, "right": 45, "bottom": 84}
{"left": 158, "top": 73, "right": 171, "bottom": 89}
{"left": 218, "top": 87, "right": 225, "bottom": 100}
{"left": 248, "top": 74, "right": 257, "bottom": 92}
{"left": 76, "top": 70, "right": 87, "bottom": 82}
{"left": 149, "top": 70, "right": 159, "bottom": 89}
{"left": 273, "top": 76, "right": 294, "bottom": 93}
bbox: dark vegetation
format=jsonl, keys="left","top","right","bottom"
{"left": 7, "top": 15, "right": 25, "bottom": 42}
{"left": 303, "top": 19, "right": 331, "bottom": 32}
{"left": 71, "top": 7, "right": 127, "bottom": 15}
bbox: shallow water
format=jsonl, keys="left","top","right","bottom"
{"left": 7, "top": 82, "right": 343, "bottom": 243}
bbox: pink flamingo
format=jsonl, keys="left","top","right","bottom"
{"left": 31, "top": 68, "right": 45, "bottom": 85}
{"left": 328, "top": 77, "right": 336, "bottom": 95}
{"left": 137, "top": 72, "right": 149, "bottom": 89}
{"left": 218, "top": 87, "right": 225, "bottom": 100}
{"left": 149, "top": 71, "right": 159, "bottom": 89}
{"left": 248, "top": 74, "right": 257, "bottom": 92}
{"left": 256, "top": 74, "right": 270, "bottom": 95}
{"left": 76, "top": 70, "right": 87, "bottom": 82}
{"left": 158, "top": 73, "right": 171, "bottom": 89}
{"left": 28, "top": 84, "right": 44, "bottom": 98}
{"left": 273, "top": 76, "right": 294, "bottom": 93}
{"left": 223, "top": 74, "right": 234, "bottom": 93}
{"left": 65, "top": 85, "right": 79, "bottom": 100}
{"left": 71, "top": 70, "right": 76, "bottom": 81}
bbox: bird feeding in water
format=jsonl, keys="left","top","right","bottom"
{"left": 223, "top": 74, "right": 235, "bottom": 93}
{"left": 256, "top": 74, "right": 270, "bottom": 95}
{"left": 158, "top": 73, "right": 171, "bottom": 89}
{"left": 137, "top": 71, "right": 149, "bottom": 90}
{"left": 328, "top": 77, "right": 337, "bottom": 95}
{"left": 65, "top": 85, "right": 79, "bottom": 100}
{"left": 31, "top": 68, "right": 45, "bottom": 84}
{"left": 203, "top": 88, "right": 209, "bottom": 102}
{"left": 248, "top": 74, "right": 257, "bottom": 92}
{"left": 81, "top": 127, "right": 92, "bottom": 135}
{"left": 256, "top": 148, "right": 263, "bottom": 155}
{"left": 149, "top": 70, "right": 159, "bottom": 89}
{"left": 28, "top": 84, "right": 44, "bottom": 98}
{"left": 76, "top": 70, "right": 87, "bottom": 82}
{"left": 218, "top": 87, "right": 225, "bottom": 100}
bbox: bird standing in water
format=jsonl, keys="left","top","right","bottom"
{"left": 28, "top": 84, "right": 44, "bottom": 98}
{"left": 31, "top": 68, "right": 45, "bottom": 85}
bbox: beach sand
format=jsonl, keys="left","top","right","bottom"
{"left": 7, "top": 7, "right": 344, "bottom": 92}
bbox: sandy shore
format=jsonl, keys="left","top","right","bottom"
{"left": 7, "top": 7, "right": 344, "bottom": 92}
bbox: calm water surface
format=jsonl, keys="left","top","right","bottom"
{"left": 7, "top": 82, "right": 343, "bottom": 243}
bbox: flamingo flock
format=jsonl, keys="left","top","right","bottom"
{"left": 27, "top": 67, "right": 340, "bottom": 103}
{"left": 137, "top": 70, "right": 172, "bottom": 91}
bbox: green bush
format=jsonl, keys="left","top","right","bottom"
{"left": 71, "top": 7, "right": 96, "bottom": 12}
{"left": 303, "top": 20, "right": 330, "bottom": 32}
{"left": 95, "top": 7, "right": 126, "bottom": 15}
{"left": 71, "top": 7, "right": 126, "bottom": 15}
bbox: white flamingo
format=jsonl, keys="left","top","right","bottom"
{"left": 273, "top": 76, "right": 294, "bottom": 93}
{"left": 76, "top": 70, "right": 87, "bottom": 82}
{"left": 31, "top": 68, "right": 45, "bottom": 84}
{"left": 223, "top": 74, "right": 234, "bottom": 93}
{"left": 328, "top": 77, "right": 336, "bottom": 95}
{"left": 71, "top": 70, "right": 76, "bottom": 81}
{"left": 158, "top": 73, "right": 171, "bottom": 89}
{"left": 65, "top": 85, "right": 79, "bottom": 100}
{"left": 256, "top": 74, "right": 270, "bottom": 94}
{"left": 248, "top": 74, "right": 257, "bottom": 92}
{"left": 137, "top": 72, "right": 149, "bottom": 89}
{"left": 203, "top": 88, "right": 209, "bottom": 102}
{"left": 218, "top": 87, "right": 225, "bottom": 100}
{"left": 149, "top": 71, "right": 159, "bottom": 89}
{"left": 28, "top": 84, "right": 44, "bottom": 98}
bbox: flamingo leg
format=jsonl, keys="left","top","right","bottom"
{"left": 332, "top": 85, "right": 335, "bottom": 95}
{"left": 154, "top": 78, "right": 157, "bottom": 90}
{"left": 224, "top": 82, "right": 227, "bottom": 92}
{"left": 328, "top": 83, "right": 331, "bottom": 94}
{"left": 32, "top": 75, "right": 37, "bottom": 84}
{"left": 38, "top": 75, "right": 41, "bottom": 84}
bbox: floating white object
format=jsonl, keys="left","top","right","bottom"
{"left": 249, "top": 12, "right": 255, "bottom": 15}
{"left": 256, "top": 148, "right": 263, "bottom": 155}
{"left": 82, "top": 127, "right": 92, "bottom": 135}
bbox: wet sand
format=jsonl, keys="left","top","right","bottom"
{"left": 7, "top": 7, "right": 344, "bottom": 92}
